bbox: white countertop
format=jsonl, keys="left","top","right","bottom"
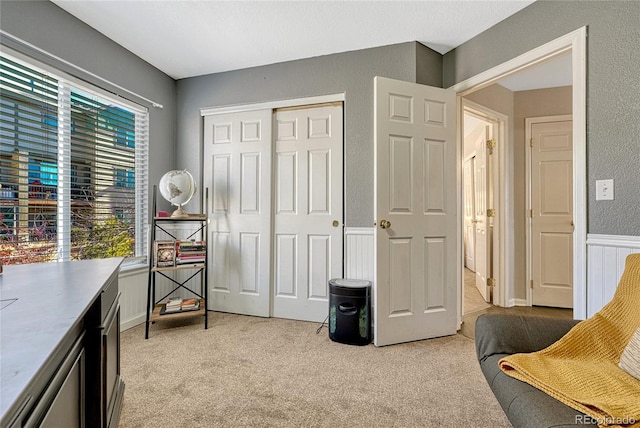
{"left": 0, "top": 257, "right": 123, "bottom": 420}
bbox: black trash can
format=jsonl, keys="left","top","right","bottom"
{"left": 328, "top": 278, "right": 372, "bottom": 345}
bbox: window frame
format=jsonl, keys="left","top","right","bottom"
{"left": 1, "top": 48, "right": 149, "bottom": 267}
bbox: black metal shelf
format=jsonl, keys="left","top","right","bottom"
{"left": 145, "top": 185, "right": 209, "bottom": 339}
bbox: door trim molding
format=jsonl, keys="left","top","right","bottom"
{"left": 525, "top": 115, "right": 573, "bottom": 307}
{"left": 452, "top": 26, "right": 587, "bottom": 320}
{"left": 200, "top": 93, "right": 345, "bottom": 116}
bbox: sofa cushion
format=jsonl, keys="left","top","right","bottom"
{"left": 475, "top": 314, "right": 581, "bottom": 362}
{"left": 480, "top": 354, "right": 595, "bottom": 428}
{"left": 619, "top": 325, "right": 640, "bottom": 381}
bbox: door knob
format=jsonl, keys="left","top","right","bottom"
{"left": 380, "top": 219, "right": 391, "bottom": 229}
{"left": 332, "top": 220, "right": 340, "bottom": 228}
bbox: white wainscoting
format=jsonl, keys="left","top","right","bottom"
{"left": 344, "top": 227, "right": 375, "bottom": 283}
{"left": 119, "top": 266, "right": 148, "bottom": 331}
{"left": 586, "top": 234, "right": 640, "bottom": 318}
{"left": 344, "top": 227, "right": 376, "bottom": 324}
{"left": 120, "top": 223, "right": 206, "bottom": 331}
{"left": 121, "top": 226, "right": 377, "bottom": 331}
{"left": 119, "top": 265, "right": 203, "bottom": 332}
{"left": 121, "top": 231, "right": 639, "bottom": 330}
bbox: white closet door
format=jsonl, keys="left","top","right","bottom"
{"left": 530, "top": 119, "right": 573, "bottom": 308}
{"left": 273, "top": 104, "right": 344, "bottom": 322}
{"left": 203, "top": 110, "right": 272, "bottom": 317}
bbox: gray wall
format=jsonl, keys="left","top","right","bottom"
{"left": 176, "top": 42, "right": 442, "bottom": 226}
{"left": 0, "top": 0, "right": 177, "bottom": 216}
{"left": 444, "top": 0, "right": 640, "bottom": 236}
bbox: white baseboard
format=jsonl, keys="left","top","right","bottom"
{"left": 510, "top": 298, "right": 528, "bottom": 307}
{"left": 121, "top": 314, "right": 146, "bottom": 331}
{"left": 586, "top": 234, "right": 640, "bottom": 318}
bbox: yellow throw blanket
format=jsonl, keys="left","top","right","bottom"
{"left": 500, "top": 254, "right": 640, "bottom": 428}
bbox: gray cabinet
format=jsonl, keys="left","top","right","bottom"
{"left": 38, "top": 339, "right": 85, "bottom": 428}
{"left": 86, "top": 269, "right": 125, "bottom": 428}
{"left": 4, "top": 328, "right": 88, "bottom": 428}
{"left": 0, "top": 258, "right": 124, "bottom": 428}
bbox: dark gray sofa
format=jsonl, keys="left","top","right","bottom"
{"left": 475, "top": 314, "right": 597, "bottom": 427}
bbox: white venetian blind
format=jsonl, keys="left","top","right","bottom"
{"left": 1, "top": 55, "right": 59, "bottom": 262}
{"left": 0, "top": 53, "right": 148, "bottom": 265}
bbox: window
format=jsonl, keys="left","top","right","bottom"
{"left": 0, "top": 53, "right": 148, "bottom": 265}
{"left": 115, "top": 168, "right": 135, "bottom": 188}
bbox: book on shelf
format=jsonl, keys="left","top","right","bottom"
{"left": 176, "top": 256, "right": 206, "bottom": 265}
{"left": 177, "top": 248, "right": 206, "bottom": 253}
{"left": 175, "top": 239, "right": 206, "bottom": 265}
{"left": 177, "top": 239, "right": 206, "bottom": 246}
{"left": 181, "top": 298, "right": 199, "bottom": 310}
{"left": 164, "top": 297, "right": 182, "bottom": 311}
{"left": 159, "top": 297, "right": 200, "bottom": 315}
{"left": 177, "top": 240, "right": 206, "bottom": 251}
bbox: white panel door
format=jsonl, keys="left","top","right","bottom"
{"left": 203, "top": 110, "right": 272, "bottom": 317}
{"left": 374, "top": 76, "right": 457, "bottom": 346}
{"left": 273, "top": 104, "right": 343, "bottom": 322}
{"left": 531, "top": 119, "right": 573, "bottom": 308}
{"left": 474, "top": 128, "right": 491, "bottom": 302}
{"left": 463, "top": 157, "right": 475, "bottom": 271}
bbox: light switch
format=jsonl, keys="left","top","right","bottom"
{"left": 595, "top": 179, "right": 614, "bottom": 201}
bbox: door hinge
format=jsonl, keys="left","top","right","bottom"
{"left": 529, "top": 209, "right": 533, "bottom": 218}
{"left": 486, "top": 138, "right": 496, "bottom": 154}
{"left": 530, "top": 279, "right": 534, "bottom": 289}
{"left": 487, "top": 278, "right": 496, "bottom": 287}
{"left": 486, "top": 208, "right": 496, "bottom": 218}
{"left": 530, "top": 138, "right": 534, "bottom": 147}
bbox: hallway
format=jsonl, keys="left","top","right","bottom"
{"left": 463, "top": 268, "right": 492, "bottom": 315}
{"left": 461, "top": 268, "right": 572, "bottom": 340}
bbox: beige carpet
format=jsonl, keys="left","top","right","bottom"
{"left": 120, "top": 312, "right": 510, "bottom": 427}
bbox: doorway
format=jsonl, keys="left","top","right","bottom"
{"left": 454, "top": 27, "right": 587, "bottom": 323}
{"left": 461, "top": 103, "right": 505, "bottom": 315}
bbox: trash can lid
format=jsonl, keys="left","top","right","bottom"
{"left": 329, "top": 278, "right": 371, "bottom": 288}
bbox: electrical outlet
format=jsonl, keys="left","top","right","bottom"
{"left": 596, "top": 179, "right": 614, "bottom": 201}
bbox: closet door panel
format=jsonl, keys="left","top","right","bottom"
{"left": 203, "top": 110, "right": 271, "bottom": 316}
{"left": 273, "top": 105, "right": 343, "bottom": 322}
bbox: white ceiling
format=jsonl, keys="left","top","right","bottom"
{"left": 498, "top": 52, "right": 572, "bottom": 91}
{"left": 52, "top": 0, "right": 537, "bottom": 80}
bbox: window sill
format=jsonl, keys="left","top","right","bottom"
{"left": 119, "top": 259, "right": 148, "bottom": 277}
